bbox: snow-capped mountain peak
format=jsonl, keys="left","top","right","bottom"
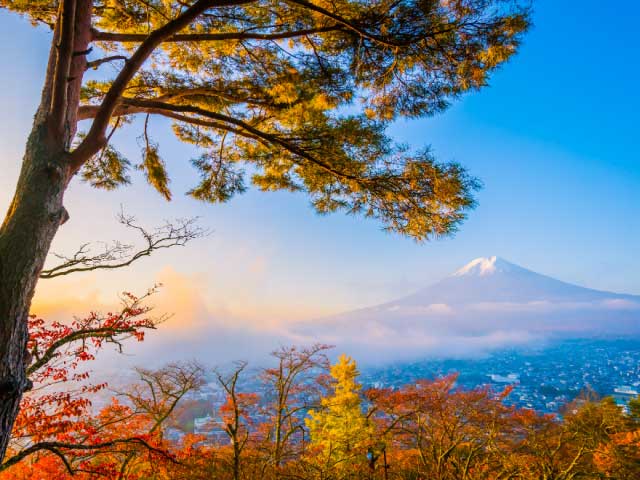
{"left": 452, "top": 256, "right": 515, "bottom": 277}
{"left": 294, "top": 256, "right": 640, "bottom": 360}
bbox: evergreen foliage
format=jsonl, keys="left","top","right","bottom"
{"left": 3, "top": 0, "right": 530, "bottom": 240}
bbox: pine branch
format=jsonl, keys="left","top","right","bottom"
{"left": 117, "top": 98, "right": 362, "bottom": 183}
{"left": 85, "top": 55, "right": 128, "bottom": 70}
{"left": 90, "top": 25, "right": 341, "bottom": 43}
{"left": 70, "top": 0, "right": 252, "bottom": 169}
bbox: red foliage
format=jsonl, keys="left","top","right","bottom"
{"left": 2, "top": 291, "right": 159, "bottom": 477}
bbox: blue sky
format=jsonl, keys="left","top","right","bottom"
{"left": 0, "top": 0, "right": 639, "bottom": 330}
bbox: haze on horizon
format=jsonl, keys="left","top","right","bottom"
{"left": 0, "top": 0, "right": 638, "bottom": 365}
{"left": 79, "top": 255, "right": 640, "bottom": 370}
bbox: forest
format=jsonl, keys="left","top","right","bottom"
{"left": 1, "top": 303, "right": 638, "bottom": 480}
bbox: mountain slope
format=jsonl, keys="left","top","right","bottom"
{"left": 293, "top": 257, "right": 640, "bottom": 360}
{"left": 399, "top": 256, "right": 638, "bottom": 305}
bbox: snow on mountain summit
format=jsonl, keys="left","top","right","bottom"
{"left": 401, "top": 256, "right": 638, "bottom": 306}
{"left": 293, "top": 256, "right": 640, "bottom": 360}
{"left": 452, "top": 256, "right": 517, "bottom": 276}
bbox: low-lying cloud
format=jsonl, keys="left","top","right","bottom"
{"left": 31, "top": 262, "right": 640, "bottom": 371}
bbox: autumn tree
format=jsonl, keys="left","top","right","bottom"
{"left": 306, "top": 354, "right": 372, "bottom": 476}
{"left": 597, "top": 397, "right": 640, "bottom": 479}
{"left": 0, "top": 0, "right": 530, "bottom": 458}
{"left": 6, "top": 336, "right": 640, "bottom": 480}
{"left": 1, "top": 360, "right": 204, "bottom": 479}
{"left": 110, "top": 362, "right": 206, "bottom": 478}
{"left": 595, "top": 429, "right": 640, "bottom": 479}
{"left": 0, "top": 289, "right": 166, "bottom": 476}
{"left": 215, "top": 361, "right": 259, "bottom": 480}
{"left": 508, "top": 396, "right": 627, "bottom": 480}
{"left": 258, "top": 344, "right": 331, "bottom": 475}
{"left": 368, "top": 374, "right": 519, "bottom": 480}
{"left": 0, "top": 208, "right": 203, "bottom": 474}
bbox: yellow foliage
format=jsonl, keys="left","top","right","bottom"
{"left": 306, "top": 355, "right": 373, "bottom": 471}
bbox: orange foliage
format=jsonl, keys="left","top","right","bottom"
{"left": 3, "top": 334, "right": 639, "bottom": 479}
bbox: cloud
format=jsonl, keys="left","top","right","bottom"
{"left": 31, "top": 266, "right": 293, "bottom": 373}
{"left": 31, "top": 276, "right": 104, "bottom": 320}
{"left": 292, "top": 327, "right": 538, "bottom": 365}
{"left": 467, "top": 300, "right": 574, "bottom": 313}
{"left": 386, "top": 303, "right": 454, "bottom": 315}
{"left": 31, "top": 262, "right": 640, "bottom": 372}
{"left": 465, "top": 299, "right": 638, "bottom": 313}
{"left": 601, "top": 298, "right": 640, "bottom": 310}
{"left": 248, "top": 255, "right": 268, "bottom": 275}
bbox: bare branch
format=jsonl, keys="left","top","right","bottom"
{"left": 0, "top": 437, "right": 177, "bottom": 473}
{"left": 115, "top": 362, "right": 205, "bottom": 433}
{"left": 40, "top": 211, "right": 207, "bottom": 279}
{"left": 111, "top": 362, "right": 204, "bottom": 477}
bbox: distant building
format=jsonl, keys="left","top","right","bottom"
{"left": 193, "top": 415, "right": 216, "bottom": 435}
{"left": 488, "top": 373, "right": 519, "bottom": 383}
{"left": 614, "top": 386, "right": 639, "bottom": 396}
{"left": 612, "top": 385, "right": 639, "bottom": 411}
{"left": 165, "top": 427, "right": 186, "bottom": 444}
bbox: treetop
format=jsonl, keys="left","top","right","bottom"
{"left": 2, "top": 0, "right": 530, "bottom": 240}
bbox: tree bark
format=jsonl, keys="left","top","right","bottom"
{"left": 0, "top": 0, "right": 92, "bottom": 461}
{"left": 0, "top": 126, "right": 71, "bottom": 461}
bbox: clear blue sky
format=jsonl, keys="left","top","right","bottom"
{"left": 0, "top": 0, "right": 638, "bottom": 327}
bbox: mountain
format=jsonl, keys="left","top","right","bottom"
{"left": 293, "top": 257, "right": 640, "bottom": 361}
{"left": 400, "top": 256, "right": 639, "bottom": 305}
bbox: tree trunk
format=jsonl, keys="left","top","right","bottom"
{"left": 0, "top": 0, "right": 92, "bottom": 461}
{"left": 0, "top": 124, "right": 71, "bottom": 459}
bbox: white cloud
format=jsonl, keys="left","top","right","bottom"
{"left": 601, "top": 298, "right": 640, "bottom": 310}
{"left": 386, "top": 303, "right": 454, "bottom": 315}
